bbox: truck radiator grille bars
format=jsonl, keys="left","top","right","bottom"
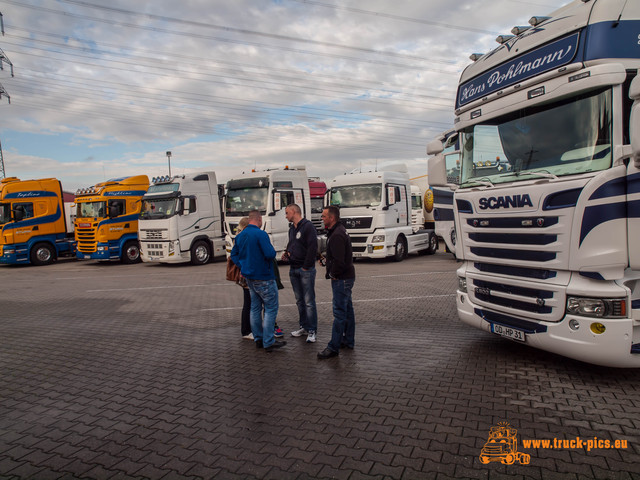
{"left": 76, "top": 227, "right": 96, "bottom": 252}
{"left": 463, "top": 214, "right": 565, "bottom": 321}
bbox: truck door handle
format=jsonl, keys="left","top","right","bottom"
{"left": 32, "top": 226, "right": 39, "bottom": 231}
{"left": 195, "top": 226, "right": 199, "bottom": 229}
{"left": 124, "top": 223, "right": 130, "bottom": 228}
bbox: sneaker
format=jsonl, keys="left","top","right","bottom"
{"left": 317, "top": 347, "right": 338, "bottom": 359}
{"left": 274, "top": 327, "right": 284, "bottom": 338}
{"left": 306, "top": 332, "right": 316, "bottom": 343}
{"left": 291, "top": 327, "right": 308, "bottom": 337}
{"left": 243, "top": 333, "right": 254, "bottom": 340}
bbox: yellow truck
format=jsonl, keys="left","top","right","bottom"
{"left": 75, "top": 175, "right": 149, "bottom": 263}
{"left": 0, "top": 177, "right": 76, "bottom": 265}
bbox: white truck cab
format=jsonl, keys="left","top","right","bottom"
{"left": 328, "top": 166, "right": 437, "bottom": 261}
{"left": 224, "top": 166, "right": 311, "bottom": 256}
{"left": 139, "top": 172, "right": 225, "bottom": 265}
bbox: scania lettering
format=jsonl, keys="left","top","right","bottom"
{"left": 224, "top": 166, "right": 311, "bottom": 256}
{"left": 139, "top": 172, "right": 226, "bottom": 265}
{"left": 428, "top": 0, "right": 640, "bottom": 367}
{"left": 0, "top": 177, "right": 76, "bottom": 265}
{"left": 75, "top": 175, "right": 149, "bottom": 264}
{"left": 328, "top": 165, "right": 437, "bottom": 261}
{"left": 478, "top": 194, "right": 533, "bottom": 210}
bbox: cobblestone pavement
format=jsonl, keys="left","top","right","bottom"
{"left": 0, "top": 251, "right": 639, "bottom": 480}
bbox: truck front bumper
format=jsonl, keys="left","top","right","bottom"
{"left": 457, "top": 291, "right": 640, "bottom": 368}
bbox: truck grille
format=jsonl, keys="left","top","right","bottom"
{"left": 76, "top": 227, "right": 97, "bottom": 253}
{"left": 141, "top": 229, "right": 167, "bottom": 240}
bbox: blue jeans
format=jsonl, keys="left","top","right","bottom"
{"left": 289, "top": 267, "right": 318, "bottom": 333}
{"left": 328, "top": 278, "right": 355, "bottom": 353}
{"left": 246, "top": 279, "right": 279, "bottom": 348}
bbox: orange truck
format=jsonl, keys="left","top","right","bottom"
{"left": 0, "top": 177, "right": 76, "bottom": 265}
{"left": 74, "top": 175, "right": 149, "bottom": 263}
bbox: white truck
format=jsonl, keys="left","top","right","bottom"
{"left": 138, "top": 172, "right": 226, "bottom": 265}
{"left": 429, "top": 130, "right": 460, "bottom": 255}
{"left": 224, "top": 166, "right": 312, "bottom": 256}
{"left": 327, "top": 165, "right": 438, "bottom": 261}
{"left": 428, "top": 0, "right": 640, "bottom": 367}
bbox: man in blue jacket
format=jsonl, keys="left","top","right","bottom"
{"left": 230, "top": 210, "right": 286, "bottom": 352}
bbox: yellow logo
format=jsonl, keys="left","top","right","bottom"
{"left": 479, "top": 422, "right": 530, "bottom": 465}
{"left": 424, "top": 188, "right": 434, "bottom": 214}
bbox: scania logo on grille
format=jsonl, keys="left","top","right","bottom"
{"left": 478, "top": 194, "right": 533, "bottom": 210}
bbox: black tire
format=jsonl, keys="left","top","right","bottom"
{"left": 121, "top": 240, "right": 141, "bottom": 264}
{"left": 30, "top": 243, "right": 55, "bottom": 266}
{"left": 426, "top": 233, "right": 438, "bottom": 255}
{"left": 190, "top": 240, "right": 211, "bottom": 265}
{"left": 393, "top": 236, "right": 407, "bottom": 262}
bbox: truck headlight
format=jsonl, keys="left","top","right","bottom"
{"left": 371, "top": 235, "right": 385, "bottom": 243}
{"left": 168, "top": 241, "right": 175, "bottom": 254}
{"left": 458, "top": 277, "right": 467, "bottom": 293}
{"left": 566, "top": 297, "right": 626, "bottom": 318}
{"left": 97, "top": 246, "right": 107, "bottom": 251}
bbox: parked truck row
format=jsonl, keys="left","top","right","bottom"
{"left": 0, "top": 163, "right": 443, "bottom": 266}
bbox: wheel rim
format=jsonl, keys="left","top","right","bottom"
{"left": 195, "top": 245, "right": 209, "bottom": 262}
{"left": 397, "top": 241, "right": 405, "bottom": 258}
{"left": 36, "top": 247, "right": 52, "bottom": 263}
{"left": 126, "top": 245, "right": 139, "bottom": 261}
{"left": 430, "top": 236, "right": 437, "bottom": 250}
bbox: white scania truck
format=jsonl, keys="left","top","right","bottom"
{"left": 224, "top": 166, "right": 311, "bottom": 256}
{"left": 428, "top": 0, "right": 640, "bottom": 367}
{"left": 138, "top": 172, "right": 226, "bottom": 265}
{"left": 328, "top": 166, "right": 437, "bottom": 261}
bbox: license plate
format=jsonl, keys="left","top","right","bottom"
{"left": 492, "top": 324, "right": 526, "bottom": 342}
{"left": 353, "top": 252, "right": 362, "bottom": 258}
{"left": 84, "top": 255, "right": 90, "bottom": 259}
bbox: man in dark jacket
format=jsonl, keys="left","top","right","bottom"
{"left": 317, "top": 205, "right": 356, "bottom": 359}
{"left": 283, "top": 204, "right": 319, "bottom": 343}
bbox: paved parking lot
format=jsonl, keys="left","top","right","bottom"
{"left": 1, "top": 250, "right": 639, "bottom": 479}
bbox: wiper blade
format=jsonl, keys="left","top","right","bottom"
{"left": 519, "top": 170, "right": 558, "bottom": 180}
{"left": 461, "top": 179, "right": 494, "bottom": 187}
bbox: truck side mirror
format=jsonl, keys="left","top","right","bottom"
{"left": 630, "top": 76, "right": 640, "bottom": 168}
{"left": 427, "top": 139, "right": 444, "bottom": 156}
{"left": 12, "top": 206, "right": 24, "bottom": 222}
{"left": 428, "top": 154, "right": 449, "bottom": 187}
{"left": 108, "top": 203, "right": 121, "bottom": 218}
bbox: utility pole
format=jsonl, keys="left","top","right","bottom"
{"left": 0, "top": 139, "right": 5, "bottom": 180}
{"left": 0, "top": 12, "right": 12, "bottom": 179}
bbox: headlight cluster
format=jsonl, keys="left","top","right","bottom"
{"left": 566, "top": 296, "right": 626, "bottom": 318}
{"left": 371, "top": 235, "right": 385, "bottom": 243}
{"left": 458, "top": 277, "right": 467, "bottom": 293}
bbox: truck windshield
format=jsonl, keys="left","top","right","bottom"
{"left": 311, "top": 197, "right": 324, "bottom": 214}
{"left": 140, "top": 198, "right": 178, "bottom": 219}
{"left": 0, "top": 204, "right": 11, "bottom": 224}
{"left": 77, "top": 201, "right": 107, "bottom": 218}
{"left": 225, "top": 187, "right": 269, "bottom": 216}
{"left": 459, "top": 88, "right": 612, "bottom": 186}
{"left": 330, "top": 184, "right": 382, "bottom": 208}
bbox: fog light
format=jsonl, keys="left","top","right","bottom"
{"left": 590, "top": 323, "right": 606, "bottom": 334}
{"left": 569, "top": 319, "right": 580, "bottom": 331}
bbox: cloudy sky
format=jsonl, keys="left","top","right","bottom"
{"left": 0, "top": 0, "right": 569, "bottom": 191}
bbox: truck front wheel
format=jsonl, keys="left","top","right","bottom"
{"left": 393, "top": 236, "right": 407, "bottom": 262}
{"left": 31, "top": 243, "right": 55, "bottom": 266}
{"left": 427, "top": 233, "right": 438, "bottom": 255}
{"left": 121, "top": 240, "right": 141, "bottom": 264}
{"left": 191, "top": 240, "right": 211, "bottom": 265}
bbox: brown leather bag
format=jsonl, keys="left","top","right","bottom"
{"left": 226, "top": 257, "right": 247, "bottom": 287}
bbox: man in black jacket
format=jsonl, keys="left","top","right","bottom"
{"left": 317, "top": 205, "right": 356, "bottom": 359}
{"left": 283, "top": 203, "right": 318, "bottom": 343}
